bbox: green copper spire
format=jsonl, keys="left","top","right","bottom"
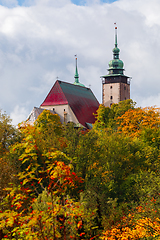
{"left": 74, "top": 57, "right": 79, "bottom": 83}
{"left": 115, "top": 26, "right": 118, "bottom": 48}
{"left": 74, "top": 56, "right": 85, "bottom": 87}
{"left": 108, "top": 26, "right": 124, "bottom": 75}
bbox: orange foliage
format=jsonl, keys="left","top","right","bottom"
{"left": 102, "top": 209, "right": 160, "bottom": 240}
{"left": 117, "top": 107, "right": 160, "bottom": 138}
{"left": 0, "top": 161, "right": 94, "bottom": 239}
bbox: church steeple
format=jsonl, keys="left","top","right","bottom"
{"left": 74, "top": 56, "right": 79, "bottom": 84}
{"left": 113, "top": 26, "right": 120, "bottom": 59}
{"left": 101, "top": 24, "right": 130, "bottom": 107}
{"left": 115, "top": 26, "right": 118, "bottom": 48}
{"left": 108, "top": 26, "right": 124, "bottom": 75}
{"left": 74, "top": 56, "right": 85, "bottom": 87}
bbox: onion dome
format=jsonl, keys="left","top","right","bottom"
{"left": 108, "top": 27, "right": 124, "bottom": 75}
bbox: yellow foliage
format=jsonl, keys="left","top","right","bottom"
{"left": 102, "top": 215, "right": 160, "bottom": 240}
{"left": 117, "top": 107, "right": 160, "bottom": 138}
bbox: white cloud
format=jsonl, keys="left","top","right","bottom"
{"left": 10, "top": 105, "right": 29, "bottom": 126}
{"left": 0, "top": 0, "right": 160, "bottom": 125}
{"left": 115, "top": 0, "right": 160, "bottom": 27}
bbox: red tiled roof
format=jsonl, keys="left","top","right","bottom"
{"left": 41, "top": 80, "right": 99, "bottom": 127}
{"left": 41, "top": 81, "right": 68, "bottom": 105}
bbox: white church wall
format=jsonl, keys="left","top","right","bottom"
{"left": 40, "top": 104, "right": 79, "bottom": 124}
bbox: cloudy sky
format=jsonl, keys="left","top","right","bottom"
{"left": 0, "top": 0, "right": 160, "bottom": 125}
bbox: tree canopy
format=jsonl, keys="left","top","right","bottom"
{"left": 0, "top": 102, "right": 159, "bottom": 239}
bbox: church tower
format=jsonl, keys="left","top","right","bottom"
{"left": 102, "top": 26, "right": 130, "bottom": 107}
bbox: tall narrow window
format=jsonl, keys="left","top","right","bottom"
{"left": 64, "top": 109, "right": 67, "bottom": 123}
{"left": 110, "top": 96, "right": 113, "bottom": 100}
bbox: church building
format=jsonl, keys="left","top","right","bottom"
{"left": 27, "top": 26, "right": 131, "bottom": 128}
{"left": 101, "top": 26, "right": 130, "bottom": 107}
{"left": 39, "top": 57, "right": 99, "bottom": 129}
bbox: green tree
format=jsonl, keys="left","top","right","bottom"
{"left": 0, "top": 110, "right": 20, "bottom": 154}
{"left": 94, "top": 99, "right": 136, "bottom": 130}
{"left": 34, "top": 109, "right": 62, "bottom": 136}
{"left": 0, "top": 104, "right": 159, "bottom": 239}
{"left": 0, "top": 110, "right": 21, "bottom": 208}
{"left": 0, "top": 122, "right": 97, "bottom": 239}
{"left": 34, "top": 110, "right": 62, "bottom": 151}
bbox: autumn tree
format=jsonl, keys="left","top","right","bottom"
{"left": 94, "top": 99, "right": 136, "bottom": 130}
{"left": 34, "top": 109, "right": 62, "bottom": 151}
{"left": 0, "top": 120, "right": 97, "bottom": 239}
{"left": 117, "top": 107, "right": 160, "bottom": 138}
{"left": 0, "top": 110, "right": 20, "bottom": 154}
{"left": 102, "top": 211, "right": 160, "bottom": 240}
{"left": 0, "top": 159, "right": 96, "bottom": 239}
{"left": 0, "top": 110, "right": 21, "bottom": 209}
{"left": 0, "top": 102, "right": 160, "bottom": 239}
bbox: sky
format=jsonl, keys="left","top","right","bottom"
{"left": 0, "top": 0, "right": 160, "bottom": 125}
